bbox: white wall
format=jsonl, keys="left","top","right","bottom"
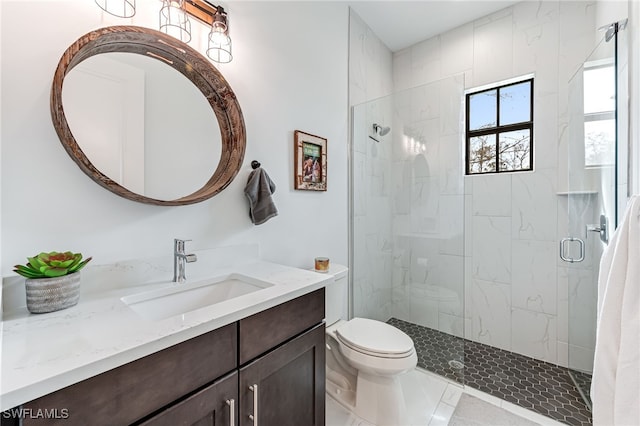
{"left": 1, "top": 1, "right": 349, "bottom": 278}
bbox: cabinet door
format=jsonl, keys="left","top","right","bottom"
{"left": 138, "top": 371, "right": 238, "bottom": 426}
{"left": 239, "top": 324, "right": 325, "bottom": 426}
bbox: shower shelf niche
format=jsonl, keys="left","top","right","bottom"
{"left": 556, "top": 191, "right": 598, "bottom": 196}
{"left": 395, "top": 232, "right": 454, "bottom": 240}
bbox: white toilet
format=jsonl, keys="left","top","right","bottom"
{"left": 323, "top": 265, "right": 417, "bottom": 425}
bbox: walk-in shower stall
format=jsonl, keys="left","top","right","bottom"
{"left": 350, "top": 19, "right": 628, "bottom": 426}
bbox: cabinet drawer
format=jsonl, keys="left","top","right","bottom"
{"left": 22, "top": 323, "right": 237, "bottom": 426}
{"left": 239, "top": 288, "right": 325, "bottom": 365}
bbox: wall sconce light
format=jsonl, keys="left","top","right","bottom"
{"left": 95, "top": 0, "right": 136, "bottom": 18}
{"left": 95, "top": 0, "right": 233, "bottom": 63}
{"left": 184, "top": 1, "right": 232, "bottom": 63}
{"left": 207, "top": 7, "right": 232, "bottom": 63}
{"left": 160, "top": 0, "right": 192, "bottom": 43}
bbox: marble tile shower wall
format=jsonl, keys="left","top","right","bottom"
{"left": 349, "top": 10, "right": 395, "bottom": 321}
{"left": 388, "top": 76, "right": 466, "bottom": 337}
{"left": 556, "top": 61, "right": 603, "bottom": 372}
{"left": 390, "top": 1, "right": 598, "bottom": 366}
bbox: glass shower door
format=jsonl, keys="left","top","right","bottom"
{"left": 350, "top": 75, "right": 466, "bottom": 385}
{"left": 562, "top": 21, "right": 626, "bottom": 409}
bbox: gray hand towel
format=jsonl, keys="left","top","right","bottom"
{"left": 244, "top": 167, "right": 278, "bottom": 225}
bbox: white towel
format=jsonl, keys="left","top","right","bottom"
{"left": 591, "top": 195, "right": 640, "bottom": 426}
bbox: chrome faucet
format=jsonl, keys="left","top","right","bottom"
{"left": 173, "top": 239, "right": 197, "bottom": 283}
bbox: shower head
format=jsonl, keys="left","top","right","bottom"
{"left": 373, "top": 123, "right": 391, "bottom": 137}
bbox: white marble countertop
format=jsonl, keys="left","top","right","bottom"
{"left": 1, "top": 249, "right": 333, "bottom": 411}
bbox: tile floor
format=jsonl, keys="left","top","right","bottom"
{"left": 568, "top": 371, "right": 592, "bottom": 411}
{"left": 387, "top": 318, "right": 593, "bottom": 426}
{"left": 325, "top": 367, "right": 565, "bottom": 426}
{"left": 449, "top": 394, "right": 540, "bottom": 425}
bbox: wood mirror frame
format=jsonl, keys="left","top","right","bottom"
{"left": 51, "top": 26, "right": 246, "bottom": 206}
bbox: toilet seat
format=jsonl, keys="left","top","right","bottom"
{"left": 336, "top": 318, "right": 415, "bottom": 359}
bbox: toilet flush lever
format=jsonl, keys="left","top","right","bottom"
{"left": 587, "top": 214, "right": 608, "bottom": 244}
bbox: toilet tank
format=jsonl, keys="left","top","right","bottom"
{"left": 323, "top": 264, "right": 349, "bottom": 326}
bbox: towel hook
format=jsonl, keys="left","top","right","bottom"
{"left": 251, "top": 160, "right": 261, "bottom": 169}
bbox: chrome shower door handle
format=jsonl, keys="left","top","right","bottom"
{"left": 560, "top": 237, "right": 585, "bottom": 263}
{"left": 248, "top": 384, "right": 258, "bottom": 425}
{"left": 226, "top": 399, "right": 234, "bottom": 426}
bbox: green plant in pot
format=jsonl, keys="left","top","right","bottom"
{"left": 14, "top": 252, "right": 92, "bottom": 314}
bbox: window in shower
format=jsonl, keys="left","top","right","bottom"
{"left": 583, "top": 62, "right": 615, "bottom": 167}
{"left": 465, "top": 78, "right": 534, "bottom": 174}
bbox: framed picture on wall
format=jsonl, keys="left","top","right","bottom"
{"left": 294, "top": 130, "right": 327, "bottom": 191}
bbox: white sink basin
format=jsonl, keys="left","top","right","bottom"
{"left": 122, "top": 273, "right": 274, "bottom": 321}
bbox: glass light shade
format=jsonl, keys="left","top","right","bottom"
{"left": 211, "top": 18, "right": 228, "bottom": 35}
{"left": 95, "top": 0, "right": 136, "bottom": 18}
{"left": 207, "top": 31, "right": 232, "bottom": 64}
{"left": 159, "top": 0, "right": 192, "bottom": 43}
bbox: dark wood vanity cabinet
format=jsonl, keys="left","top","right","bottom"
{"left": 20, "top": 323, "right": 238, "bottom": 426}
{"left": 239, "top": 324, "right": 325, "bottom": 426}
{"left": 237, "top": 288, "right": 326, "bottom": 426}
{"left": 5, "top": 288, "right": 325, "bottom": 426}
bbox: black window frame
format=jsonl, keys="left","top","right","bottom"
{"left": 465, "top": 78, "right": 534, "bottom": 175}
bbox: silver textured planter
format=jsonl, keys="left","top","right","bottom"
{"left": 25, "top": 272, "right": 81, "bottom": 314}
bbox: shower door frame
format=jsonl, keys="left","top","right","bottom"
{"left": 562, "top": 19, "right": 629, "bottom": 410}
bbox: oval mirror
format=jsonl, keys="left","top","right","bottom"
{"left": 51, "top": 26, "right": 246, "bottom": 205}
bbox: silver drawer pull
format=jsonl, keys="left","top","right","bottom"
{"left": 225, "top": 399, "right": 234, "bottom": 426}
{"left": 249, "top": 384, "right": 258, "bottom": 425}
